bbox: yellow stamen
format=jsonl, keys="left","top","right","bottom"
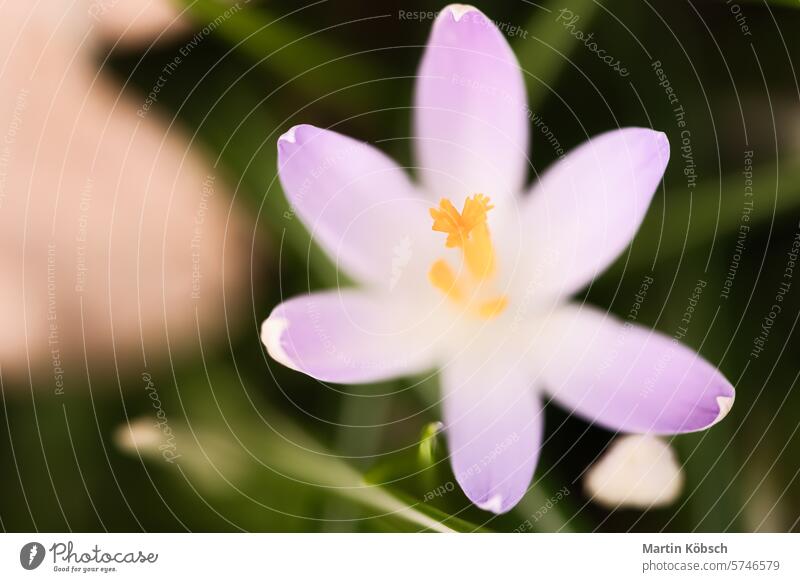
{"left": 428, "top": 194, "right": 507, "bottom": 320}
{"left": 476, "top": 296, "right": 509, "bottom": 319}
{"left": 463, "top": 222, "right": 495, "bottom": 280}
{"left": 428, "top": 259, "right": 463, "bottom": 302}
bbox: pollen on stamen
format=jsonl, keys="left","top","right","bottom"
{"left": 430, "top": 194, "right": 493, "bottom": 248}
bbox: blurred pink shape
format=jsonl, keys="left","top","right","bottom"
{"left": 0, "top": 2, "right": 250, "bottom": 383}
{"left": 88, "top": 0, "right": 189, "bottom": 48}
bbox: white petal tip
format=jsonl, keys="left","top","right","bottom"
{"left": 655, "top": 130, "right": 670, "bottom": 159}
{"left": 279, "top": 126, "right": 299, "bottom": 145}
{"left": 261, "top": 316, "right": 298, "bottom": 371}
{"left": 714, "top": 395, "right": 734, "bottom": 424}
{"left": 443, "top": 4, "right": 479, "bottom": 22}
{"left": 585, "top": 435, "right": 684, "bottom": 509}
{"left": 476, "top": 494, "right": 504, "bottom": 513}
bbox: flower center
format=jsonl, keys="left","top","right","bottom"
{"left": 428, "top": 194, "right": 508, "bottom": 319}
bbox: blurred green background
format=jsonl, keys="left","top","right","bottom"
{"left": 2, "top": 0, "right": 800, "bottom": 532}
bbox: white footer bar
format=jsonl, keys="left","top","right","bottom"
{"left": 1, "top": 533, "right": 797, "bottom": 580}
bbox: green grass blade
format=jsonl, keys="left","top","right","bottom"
{"left": 179, "top": 0, "right": 386, "bottom": 113}
{"left": 515, "top": 0, "right": 603, "bottom": 113}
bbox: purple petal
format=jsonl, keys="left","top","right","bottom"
{"left": 414, "top": 5, "right": 529, "bottom": 204}
{"left": 442, "top": 353, "right": 542, "bottom": 513}
{"left": 537, "top": 305, "right": 735, "bottom": 434}
{"left": 277, "top": 125, "right": 432, "bottom": 288}
{"left": 262, "top": 291, "right": 435, "bottom": 384}
{"left": 523, "top": 128, "right": 670, "bottom": 297}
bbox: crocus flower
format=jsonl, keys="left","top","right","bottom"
{"left": 261, "top": 4, "right": 734, "bottom": 513}
{"left": 584, "top": 435, "right": 685, "bottom": 508}
{"left": 0, "top": 1, "right": 248, "bottom": 378}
